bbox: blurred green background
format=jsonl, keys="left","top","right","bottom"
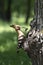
{"left": 0, "top": 0, "right": 34, "bottom": 65}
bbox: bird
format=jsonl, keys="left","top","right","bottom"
{"left": 10, "top": 24, "right": 25, "bottom": 50}
{"left": 10, "top": 24, "right": 30, "bottom": 53}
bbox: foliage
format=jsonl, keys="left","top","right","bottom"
{"left": 0, "top": 14, "right": 33, "bottom": 65}
{"left": 0, "top": 0, "right": 34, "bottom": 64}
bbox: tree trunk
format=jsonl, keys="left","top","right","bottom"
{"left": 0, "top": 0, "right": 5, "bottom": 19}
{"left": 25, "top": 0, "right": 31, "bottom": 24}
{"left": 5, "top": 0, "right": 11, "bottom": 22}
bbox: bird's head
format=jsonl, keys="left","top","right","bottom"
{"left": 10, "top": 24, "right": 25, "bottom": 37}
{"left": 10, "top": 24, "right": 20, "bottom": 31}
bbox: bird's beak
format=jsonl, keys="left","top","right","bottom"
{"left": 10, "top": 25, "right": 15, "bottom": 28}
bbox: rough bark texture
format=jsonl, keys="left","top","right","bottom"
{"left": 18, "top": 29, "right": 43, "bottom": 65}
{"left": 30, "top": 0, "right": 43, "bottom": 31}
